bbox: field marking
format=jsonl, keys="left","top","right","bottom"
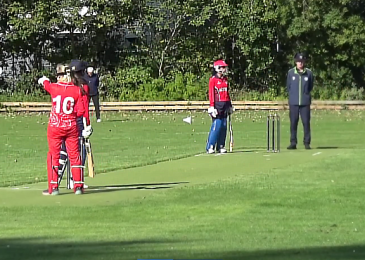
{"left": 0, "top": 185, "right": 176, "bottom": 192}
{"left": 194, "top": 153, "right": 205, "bottom": 156}
{"left": 312, "top": 152, "right": 322, "bottom": 156}
{"left": 0, "top": 187, "right": 43, "bottom": 191}
{"left": 195, "top": 152, "right": 236, "bottom": 157}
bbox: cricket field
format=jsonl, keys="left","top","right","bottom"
{"left": 0, "top": 110, "right": 364, "bottom": 260}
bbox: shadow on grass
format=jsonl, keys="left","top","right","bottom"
{"left": 86, "top": 186, "right": 172, "bottom": 194}
{"left": 105, "top": 119, "right": 130, "bottom": 122}
{"left": 218, "top": 246, "right": 365, "bottom": 260}
{"left": 231, "top": 149, "right": 260, "bottom": 154}
{"left": 85, "top": 181, "right": 188, "bottom": 194}
{"left": 316, "top": 146, "right": 339, "bottom": 149}
{"left": 0, "top": 237, "right": 364, "bottom": 260}
{"left": 90, "top": 181, "right": 189, "bottom": 189}
{"left": 0, "top": 238, "right": 181, "bottom": 260}
{"left": 236, "top": 145, "right": 266, "bottom": 150}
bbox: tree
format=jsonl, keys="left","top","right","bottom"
{"left": 277, "top": 0, "right": 365, "bottom": 90}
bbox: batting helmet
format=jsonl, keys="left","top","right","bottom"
{"left": 69, "top": 59, "right": 88, "bottom": 72}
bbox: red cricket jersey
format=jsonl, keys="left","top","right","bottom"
{"left": 43, "top": 81, "right": 85, "bottom": 128}
{"left": 209, "top": 75, "right": 231, "bottom": 107}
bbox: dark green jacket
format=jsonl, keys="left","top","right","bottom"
{"left": 286, "top": 67, "right": 314, "bottom": 106}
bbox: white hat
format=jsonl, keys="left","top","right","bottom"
{"left": 87, "top": 67, "right": 94, "bottom": 73}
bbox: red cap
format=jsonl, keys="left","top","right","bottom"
{"left": 213, "top": 60, "right": 228, "bottom": 67}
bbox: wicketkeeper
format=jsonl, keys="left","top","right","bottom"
{"left": 206, "top": 60, "right": 234, "bottom": 154}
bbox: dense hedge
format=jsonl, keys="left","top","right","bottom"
{"left": 0, "top": 0, "right": 365, "bottom": 101}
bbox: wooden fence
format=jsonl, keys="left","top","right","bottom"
{"left": 1, "top": 100, "right": 365, "bottom": 112}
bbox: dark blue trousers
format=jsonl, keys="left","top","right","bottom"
{"left": 289, "top": 105, "right": 311, "bottom": 145}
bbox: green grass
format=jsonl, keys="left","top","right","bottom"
{"left": 0, "top": 110, "right": 365, "bottom": 260}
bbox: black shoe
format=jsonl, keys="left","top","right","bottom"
{"left": 304, "top": 144, "right": 311, "bottom": 150}
{"left": 287, "top": 144, "right": 297, "bottom": 150}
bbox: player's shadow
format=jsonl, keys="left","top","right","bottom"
{"left": 86, "top": 186, "right": 172, "bottom": 194}
{"left": 85, "top": 181, "right": 189, "bottom": 194}
{"left": 231, "top": 149, "right": 260, "bottom": 154}
{"left": 316, "top": 146, "right": 339, "bottom": 149}
{"left": 231, "top": 146, "right": 267, "bottom": 153}
{"left": 105, "top": 119, "right": 130, "bottom": 122}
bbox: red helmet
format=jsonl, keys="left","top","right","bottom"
{"left": 213, "top": 60, "right": 228, "bottom": 74}
{"left": 214, "top": 60, "right": 228, "bottom": 67}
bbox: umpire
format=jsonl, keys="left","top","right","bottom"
{"left": 85, "top": 65, "right": 101, "bottom": 122}
{"left": 286, "top": 52, "right": 314, "bottom": 150}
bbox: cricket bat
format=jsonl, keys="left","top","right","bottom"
{"left": 229, "top": 114, "right": 234, "bottom": 152}
{"left": 83, "top": 118, "right": 95, "bottom": 178}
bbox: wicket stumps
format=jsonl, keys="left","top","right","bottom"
{"left": 66, "top": 158, "right": 72, "bottom": 189}
{"left": 267, "top": 113, "right": 280, "bottom": 152}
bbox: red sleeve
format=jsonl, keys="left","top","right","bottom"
{"left": 75, "top": 90, "right": 85, "bottom": 118}
{"left": 43, "top": 80, "right": 52, "bottom": 94}
{"left": 209, "top": 77, "right": 215, "bottom": 107}
{"left": 83, "top": 85, "right": 90, "bottom": 125}
{"left": 84, "top": 84, "right": 89, "bottom": 95}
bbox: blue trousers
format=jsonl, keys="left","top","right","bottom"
{"left": 206, "top": 117, "right": 227, "bottom": 151}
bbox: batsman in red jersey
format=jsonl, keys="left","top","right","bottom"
{"left": 58, "top": 62, "right": 91, "bottom": 189}
{"left": 206, "top": 60, "right": 234, "bottom": 154}
{"left": 38, "top": 60, "right": 92, "bottom": 195}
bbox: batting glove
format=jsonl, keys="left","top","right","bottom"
{"left": 38, "top": 76, "right": 50, "bottom": 85}
{"left": 82, "top": 125, "right": 93, "bottom": 139}
{"left": 208, "top": 106, "right": 218, "bottom": 118}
